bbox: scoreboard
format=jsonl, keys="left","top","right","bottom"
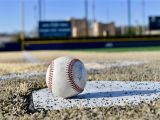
{"left": 39, "top": 21, "right": 72, "bottom": 37}
{"left": 149, "top": 16, "right": 160, "bottom": 30}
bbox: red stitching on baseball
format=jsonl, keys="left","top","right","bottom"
{"left": 66, "top": 59, "right": 83, "bottom": 93}
{"left": 48, "top": 61, "right": 54, "bottom": 92}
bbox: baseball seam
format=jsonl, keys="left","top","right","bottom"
{"left": 66, "top": 59, "right": 83, "bottom": 93}
{"left": 48, "top": 61, "right": 54, "bottom": 92}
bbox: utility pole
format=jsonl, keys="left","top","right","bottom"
{"left": 92, "top": 0, "right": 95, "bottom": 22}
{"left": 85, "top": 0, "right": 88, "bottom": 37}
{"left": 20, "top": 0, "right": 25, "bottom": 50}
{"left": 106, "top": 8, "right": 109, "bottom": 23}
{"left": 38, "top": 0, "right": 42, "bottom": 21}
{"left": 142, "top": 0, "right": 145, "bottom": 35}
{"left": 127, "top": 0, "right": 131, "bottom": 36}
{"left": 42, "top": 0, "right": 46, "bottom": 20}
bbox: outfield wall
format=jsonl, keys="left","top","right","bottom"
{"left": 0, "top": 42, "right": 21, "bottom": 51}
{"left": 1, "top": 39, "right": 160, "bottom": 51}
{"left": 24, "top": 39, "right": 160, "bottom": 50}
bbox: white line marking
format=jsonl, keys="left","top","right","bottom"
{"left": 0, "top": 61, "right": 146, "bottom": 81}
{"left": 85, "top": 60, "right": 147, "bottom": 70}
{"left": 22, "top": 51, "right": 41, "bottom": 63}
{"left": 32, "top": 81, "right": 160, "bottom": 110}
{"left": 0, "top": 72, "right": 45, "bottom": 81}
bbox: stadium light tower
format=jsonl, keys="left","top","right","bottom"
{"left": 20, "top": 0, "right": 25, "bottom": 50}
{"left": 106, "top": 8, "right": 109, "bottom": 23}
{"left": 85, "top": 0, "right": 88, "bottom": 37}
{"left": 127, "top": 0, "right": 131, "bottom": 35}
{"left": 42, "top": 0, "right": 46, "bottom": 20}
{"left": 38, "top": 0, "right": 42, "bottom": 21}
{"left": 92, "top": 0, "right": 96, "bottom": 22}
{"left": 142, "top": 0, "right": 145, "bottom": 35}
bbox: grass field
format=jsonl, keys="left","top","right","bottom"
{"left": 0, "top": 50, "right": 160, "bottom": 119}
{"left": 77, "top": 46, "right": 160, "bottom": 52}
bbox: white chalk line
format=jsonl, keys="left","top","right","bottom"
{"left": 0, "top": 60, "right": 146, "bottom": 81}
{"left": 32, "top": 81, "right": 160, "bottom": 110}
{"left": 0, "top": 72, "right": 46, "bottom": 81}
{"left": 22, "top": 51, "right": 41, "bottom": 63}
{"left": 85, "top": 60, "right": 147, "bottom": 70}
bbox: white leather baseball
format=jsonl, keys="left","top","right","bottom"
{"left": 46, "top": 56, "right": 87, "bottom": 98}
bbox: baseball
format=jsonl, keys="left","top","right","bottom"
{"left": 46, "top": 56, "right": 87, "bottom": 98}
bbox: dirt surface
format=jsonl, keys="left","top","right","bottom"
{"left": 0, "top": 51, "right": 160, "bottom": 120}
{"left": 28, "top": 51, "right": 160, "bottom": 62}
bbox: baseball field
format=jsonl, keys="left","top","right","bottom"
{"left": 0, "top": 49, "right": 160, "bottom": 119}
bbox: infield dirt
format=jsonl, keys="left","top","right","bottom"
{"left": 0, "top": 51, "right": 160, "bottom": 120}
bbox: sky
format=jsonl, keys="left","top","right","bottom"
{"left": 0, "top": 0, "right": 160, "bottom": 33}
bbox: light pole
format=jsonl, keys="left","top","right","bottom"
{"left": 38, "top": 0, "right": 42, "bottom": 21}
{"left": 106, "top": 8, "right": 109, "bottom": 23}
{"left": 92, "top": 0, "right": 95, "bottom": 22}
{"left": 142, "top": 0, "right": 145, "bottom": 35}
{"left": 20, "top": 0, "right": 25, "bottom": 50}
{"left": 85, "top": 0, "right": 88, "bottom": 37}
{"left": 42, "top": 0, "right": 46, "bottom": 20}
{"left": 127, "top": 0, "right": 131, "bottom": 36}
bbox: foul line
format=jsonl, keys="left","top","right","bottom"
{"left": 0, "top": 72, "right": 45, "bottom": 81}
{"left": 22, "top": 51, "right": 41, "bottom": 63}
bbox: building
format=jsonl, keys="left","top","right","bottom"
{"left": 38, "top": 18, "right": 116, "bottom": 38}
{"left": 145, "top": 30, "right": 160, "bottom": 35}
{"left": 92, "top": 22, "right": 116, "bottom": 37}
{"left": 0, "top": 34, "right": 17, "bottom": 43}
{"left": 70, "top": 18, "right": 116, "bottom": 37}
{"left": 70, "top": 18, "right": 87, "bottom": 37}
{"left": 116, "top": 26, "right": 128, "bottom": 35}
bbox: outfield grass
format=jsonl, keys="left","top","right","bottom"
{"left": 77, "top": 46, "right": 160, "bottom": 52}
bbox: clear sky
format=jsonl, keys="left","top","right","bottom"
{"left": 0, "top": 0, "right": 160, "bottom": 33}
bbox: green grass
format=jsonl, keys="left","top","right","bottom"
{"left": 76, "top": 46, "right": 160, "bottom": 52}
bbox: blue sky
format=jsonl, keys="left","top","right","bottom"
{"left": 0, "top": 0, "right": 160, "bottom": 33}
